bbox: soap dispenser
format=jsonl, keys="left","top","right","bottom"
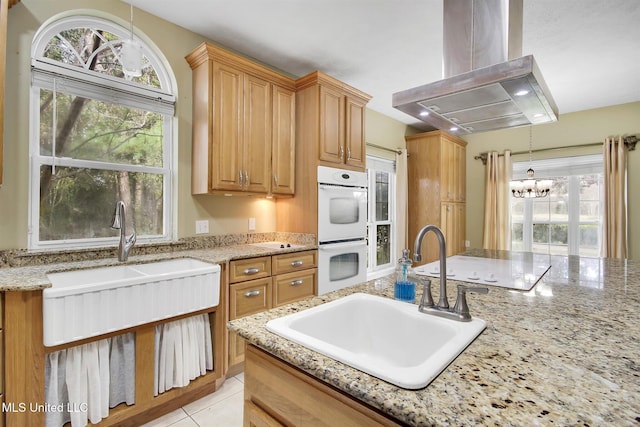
{"left": 395, "top": 249, "right": 416, "bottom": 303}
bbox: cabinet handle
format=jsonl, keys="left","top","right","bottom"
{"left": 347, "top": 147, "right": 351, "bottom": 160}
{"left": 290, "top": 260, "right": 304, "bottom": 267}
{"left": 244, "top": 289, "right": 261, "bottom": 297}
{"left": 273, "top": 175, "right": 278, "bottom": 186}
{"left": 339, "top": 146, "right": 344, "bottom": 160}
{"left": 239, "top": 170, "right": 244, "bottom": 187}
{"left": 245, "top": 171, "right": 249, "bottom": 185}
{"left": 244, "top": 267, "right": 261, "bottom": 275}
{"left": 290, "top": 279, "right": 304, "bottom": 286}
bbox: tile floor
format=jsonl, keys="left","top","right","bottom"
{"left": 140, "top": 373, "right": 245, "bottom": 427}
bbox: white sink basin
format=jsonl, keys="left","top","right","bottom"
{"left": 266, "top": 293, "right": 486, "bottom": 389}
{"left": 43, "top": 258, "right": 221, "bottom": 346}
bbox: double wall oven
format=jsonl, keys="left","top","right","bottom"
{"left": 317, "top": 166, "right": 368, "bottom": 294}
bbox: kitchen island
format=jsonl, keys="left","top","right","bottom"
{"left": 228, "top": 250, "right": 640, "bottom": 426}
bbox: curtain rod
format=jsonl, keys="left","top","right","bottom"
{"left": 366, "top": 142, "right": 403, "bottom": 155}
{"left": 474, "top": 135, "right": 637, "bottom": 165}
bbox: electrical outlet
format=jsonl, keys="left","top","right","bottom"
{"left": 248, "top": 217, "right": 256, "bottom": 231}
{"left": 465, "top": 240, "right": 470, "bottom": 248}
{"left": 195, "top": 220, "right": 209, "bottom": 234}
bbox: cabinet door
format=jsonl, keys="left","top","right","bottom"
{"left": 455, "top": 203, "right": 466, "bottom": 254}
{"left": 271, "top": 85, "right": 296, "bottom": 195}
{"left": 318, "top": 85, "right": 345, "bottom": 165}
{"left": 244, "top": 74, "right": 272, "bottom": 193}
{"left": 244, "top": 400, "right": 284, "bottom": 427}
{"left": 455, "top": 142, "right": 466, "bottom": 202}
{"left": 345, "top": 97, "right": 366, "bottom": 169}
{"left": 212, "top": 62, "right": 244, "bottom": 191}
{"left": 441, "top": 202, "right": 466, "bottom": 256}
{"left": 440, "top": 139, "right": 454, "bottom": 202}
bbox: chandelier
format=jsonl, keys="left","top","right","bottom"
{"left": 510, "top": 127, "right": 552, "bottom": 198}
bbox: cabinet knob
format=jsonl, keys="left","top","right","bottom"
{"left": 244, "top": 289, "right": 261, "bottom": 297}
{"left": 244, "top": 267, "right": 261, "bottom": 275}
{"left": 290, "top": 260, "right": 304, "bottom": 267}
{"left": 290, "top": 279, "right": 304, "bottom": 286}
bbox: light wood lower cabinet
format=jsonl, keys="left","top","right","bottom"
{"left": 3, "top": 273, "right": 226, "bottom": 427}
{"left": 228, "top": 251, "right": 317, "bottom": 372}
{"left": 244, "top": 344, "right": 400, "bottom": 426}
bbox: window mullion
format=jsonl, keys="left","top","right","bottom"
{"left": 37, "top": 155, "right": 166, "bottom": 175}
{"left": 568, "top": 176, "right": 580, "bottom": 255}
{"left": 523, "top": 199, "right": 533, "bottom": 251}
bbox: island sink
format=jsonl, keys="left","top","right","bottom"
{"left": 266, "top": 293, "right": 486, "bottom": 389}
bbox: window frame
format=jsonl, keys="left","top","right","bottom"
{"left": 28, "top": 14, "right": 176, "bottom": 251}
{"left": 511, "top": 154, "right": 603, "bottom": 256}
{"left": 366, "top": 156, "right": 396, "bottom": 275}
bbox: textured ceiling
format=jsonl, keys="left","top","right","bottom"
{"left": 132, "top": 0, "right": 640, "bottom": 131}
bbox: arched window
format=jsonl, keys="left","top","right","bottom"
{"left": 29, "top": 14, "right": 176, "bottom": 250}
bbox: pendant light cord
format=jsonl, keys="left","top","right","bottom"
{"left": 129, "top": 1, "right": 134, "bottom": 41}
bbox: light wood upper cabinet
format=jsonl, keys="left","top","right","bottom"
{"left": 345, "top": 96, "right": 367, "bottom": 169}
{"left": 406, "top": 130, "right": 468, "bottom": 264}
{"left": 318, "top": 84, "right": 345, "bottom": 165}
{"left": 243, "top": 73, "right": 272, "bottom": 193}
{"left": 271, "top": 85, "right": 296, "bottom": 195}
{"left": 297, "top": 71, "right": 371, "bottom": 172}
{"left": 212, "top": 62, "right": 243, "bottom": 191}
{"left": 0, "top": 0, "right": 10, "bottom": 186}
{"left": 186, "top": 42, "right": 296, "bottom": 196}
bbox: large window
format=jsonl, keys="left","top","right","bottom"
{"left": 29, "top": 16, "right": 176, "bottom": 250}
{"left": 511, "top": 155, "right": 603, "bottom": 256}
{"left": 367, "top": 156, "right": 395, "bottom": 274}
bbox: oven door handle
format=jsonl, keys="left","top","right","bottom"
{"left": 318, "top": 183, "right": 365, "bottom": 192}
{"left": 319, "top": 240, "right": 366, "bottom": 250}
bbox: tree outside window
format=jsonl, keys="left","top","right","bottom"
{"left": 510, "top": 156, "right": 603, "bottom": 257}
{"left": 30, "top": 16, "right": 175, "bottom": 249}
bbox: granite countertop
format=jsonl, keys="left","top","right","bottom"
{"left": 228, "top": 250, "right": 640, "bottom": 426}
{"left": 0, "top": 235, "right": 317, "bottom": 291}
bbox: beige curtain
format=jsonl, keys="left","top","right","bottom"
{"left": 482, "top": 151, "right": 512, "bottom": 250}
{"left": 602, "top": 137, "right": 627, "bottom": 258}
{"left": 395, "top": 148, "right": 408, "bottom": 256}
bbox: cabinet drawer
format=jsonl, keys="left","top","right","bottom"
{"left": 230, "top": 278, "right": 273, "bottom": 320}
{"left": 230, "top": 257, "right": 272, "bottom": 283}
{"left": 272, "top": 250, "right": 317, "bottom": 275}
{"left": 273, "top": 269, "right": 317, "bottom": 307}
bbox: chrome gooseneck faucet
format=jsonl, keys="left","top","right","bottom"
{"left": 413, "top": 224, "right": 488, "bottom": 322}
{"left": 413, "top": 224, "right": 450, "bottom": 309}
{"left": 111, "top": 201, "right": 136, "bottom": 262}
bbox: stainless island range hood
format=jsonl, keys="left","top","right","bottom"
{"left": 392, "top": 0, "right": 558, "bottom": 134}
